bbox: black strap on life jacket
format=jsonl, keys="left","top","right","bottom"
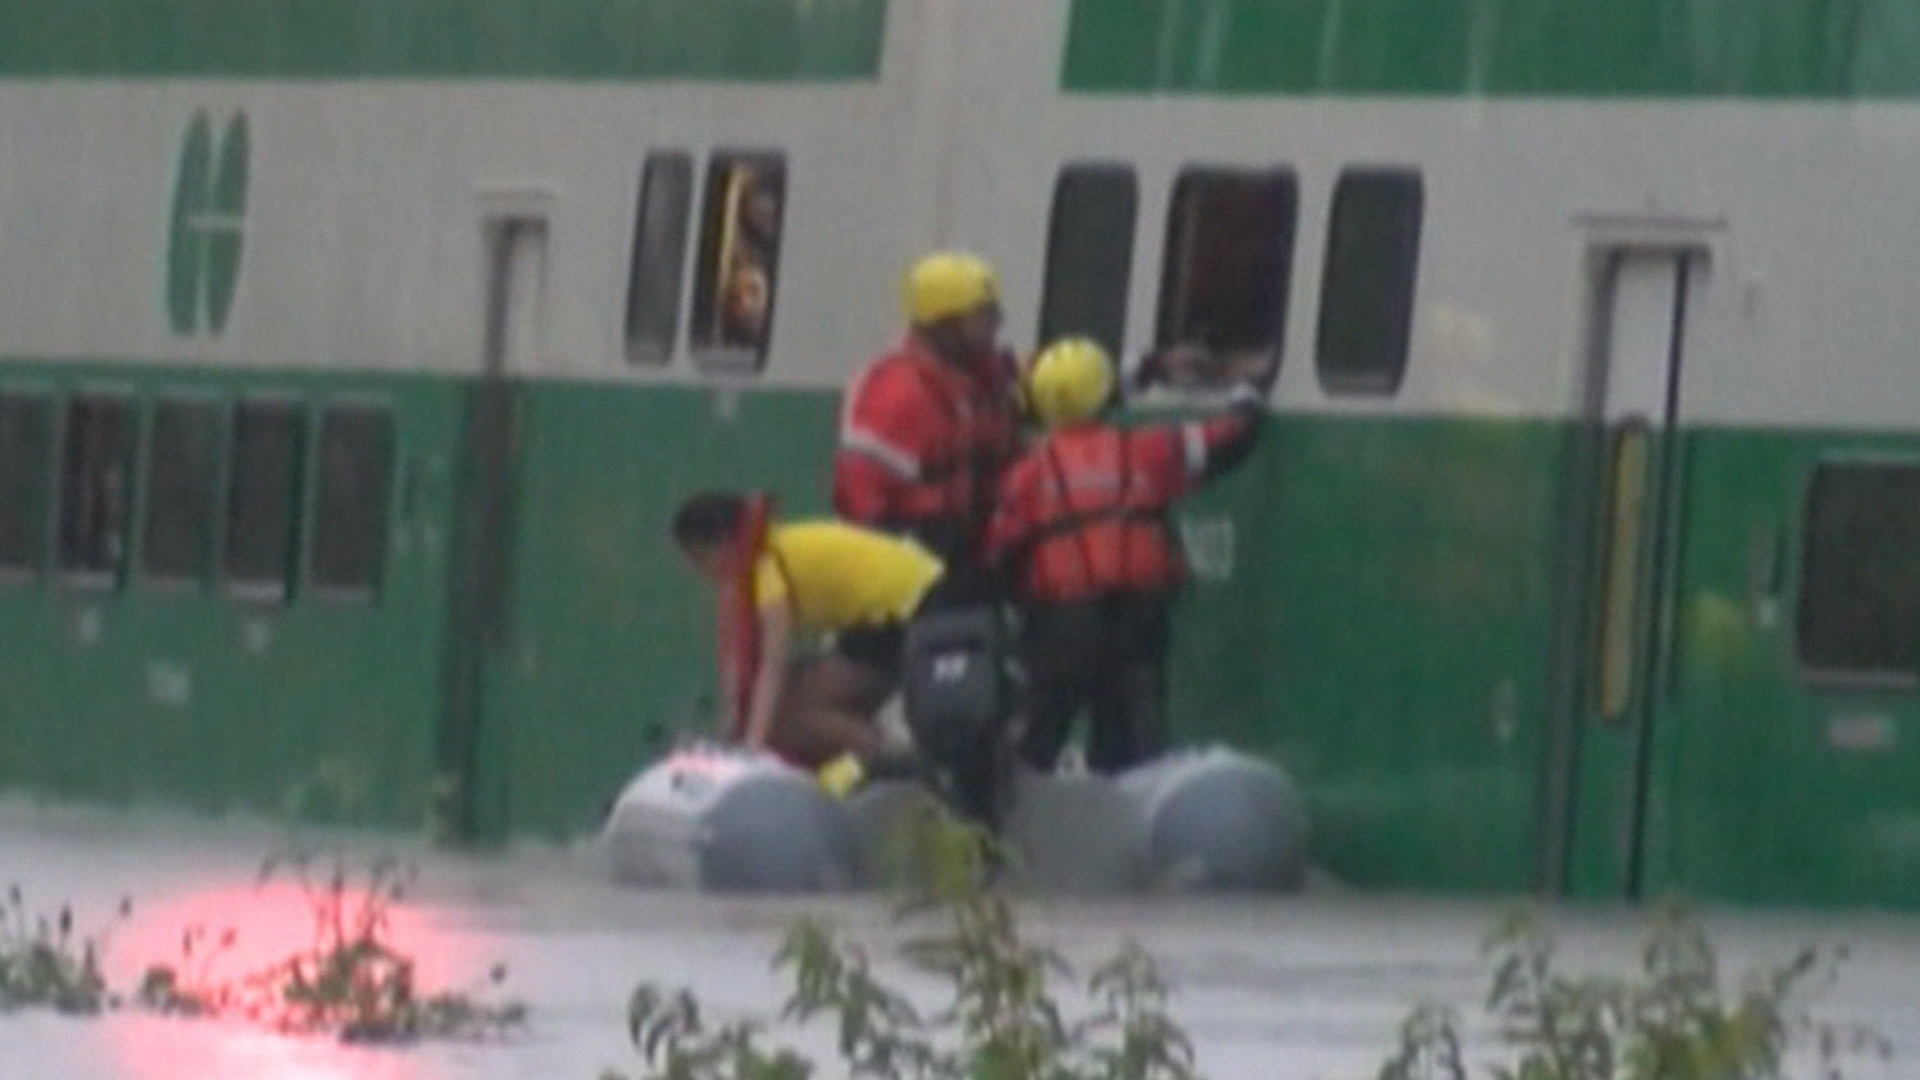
{"left": 1024, "top": 429, "right": 1191, "bottom": 599}
{"left": 1023, "top": 503, "right": 1170, "bottom": 548}
{"left": 1031, "top": 431, "right": 1179, "bottom": 597}
{"left": 1041, "top": 439, "right": 1103, "bottom": 599}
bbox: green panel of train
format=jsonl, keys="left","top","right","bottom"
{"left": 0, "top": 0, "right": 885, "bottom": 79}
{"left": 10, "top": 0, "right": 1917, "bottom": 95}
{"left": 0, "top": 365, "right": 462, "bottom": 827}
{"left": 1065, "top": 0, "right": 1920, "bottom": 98}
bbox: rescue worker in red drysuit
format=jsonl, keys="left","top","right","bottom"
{"left": 987, "top": 338, "right": 1264, "bottom": 775}
{"left": 833, "top": 252, "right": 1023, "bottom": 604}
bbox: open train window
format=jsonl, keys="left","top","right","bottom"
{"left": 1039, "top": 163, "right": 1137, "bottom": 361}
{"left": 308, "top": 403, "right": 395, "bottom": 602}
{"left": 140, "top": 396, "right": 224, "bottom": 588}
{"left": 1316, "top": 167, "right": 1424, "bottom": 396}
{"left": 222, "top": 397, "right": 305, "bottom": 602}
{"left": 0, "top": 392, "right": 53, "bottom": 581}
{"left": 1796, "top": 460, "right": 1920, "bottom": 686}
{"left": 1153, "top": 167, "right": 1297, "bottom": 391}
{"left": 56, "top": 394, "right": 135, "bottom": 585}
{"left": 689, "top": 151, "right": 785, "bottom": 373}
{"left": 624, "top": 151, "right": 694, "bottom": 365}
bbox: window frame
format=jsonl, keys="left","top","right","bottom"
{"left": 1037, "top": 161, "right": 1139, "bottom": 362}
{"left": 136, "top": 391, "right": 228, "bottom": 593}
{"left": 1792, "top": 452, "right": 1920, "bottom": 692}
{"left": 0, "top": 385, "right": 57, "bottom": 586}
{"left": 688, "top": 149, "right": 787, "bottom": 376}
{"left": 624, "top": 150, "right": 697, "bottom": 367}
{"left": 54, "top": 388, "right": 139, "bottom": 591}
{"left": 1152, "top": 164, "right": 1300, "bottom": 390}
{"left": 303, "top": 396, "right": 399, "bottom": 606}
{"left": 219, "top": 392, "right": 308, "bottom": 606}
{"left": 1314, "top": 165, "right": 1426, "bottom": 397}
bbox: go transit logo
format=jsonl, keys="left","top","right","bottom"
{"left": 166, "top": 109, "right": 250, "bottom": 337}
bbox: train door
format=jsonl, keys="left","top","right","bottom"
{"left": 435, "top": 210, "right": 546, "bottom": 842}
{"left": 1545, "top": 245, "right": 1704, "bottom": 899}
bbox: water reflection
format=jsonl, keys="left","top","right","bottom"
{"left": 106, "top": 877, "right": 479, "bottom": 1080}
{"left": 112, "top": 1013, "right": 447, "bottom": 1080}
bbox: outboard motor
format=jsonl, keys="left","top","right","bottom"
{"left": 600, "top": 744, "right": 859, "bottom": 893}
{"left": 1115, "top": 746, "right": 1310, "bottom": 893}
{"left": 901, "top": 604, "right": 1020, "bottom": 826}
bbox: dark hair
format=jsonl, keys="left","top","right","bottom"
{"left": 671, "top": 491, "right": 748, "bottom": 549}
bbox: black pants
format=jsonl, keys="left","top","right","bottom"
{"left": 1018, "top": 594, "right": 1173, "bottom": 775}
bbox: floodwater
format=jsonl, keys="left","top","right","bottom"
{"left": 1, "top": 795, "right": 1914, "bottom": 1080}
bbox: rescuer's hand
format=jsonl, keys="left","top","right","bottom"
{"left": 1136, "top": 344, "right": 1225, "bottom": 390}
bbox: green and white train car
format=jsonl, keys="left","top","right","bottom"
{"left": 3, "top": 0, "right": 1919, "bottom": 910}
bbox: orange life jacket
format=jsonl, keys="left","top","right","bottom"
{"left": 1010, "top": 427, "right": 1186, "bottom": 604}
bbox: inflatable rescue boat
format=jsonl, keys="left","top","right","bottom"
{"left": 598, "top": 742, "right": 1310, "bottom": 895}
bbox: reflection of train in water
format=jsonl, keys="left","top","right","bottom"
{"left": 2, "top": 0, "right": 1919, "bottom": 910}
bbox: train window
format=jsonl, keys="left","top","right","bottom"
{"left": 222, "top": 398, "right": 305, "bottom": 602}
{"left": 689, "top": 152, "right": 785, "bottom": 373}
{"left": 1039, "top": 164, "right": 1138, "bottom": 361}
{"left": 56, "top": 394, "right": 135, "bottom": 583}
{"left": 624, "top": 151, "right": 695, "bottom": 365}
{"left": 0, "top": 392, "right": 53, "bottom": 580}
{"left": 1316, "top": 167, "right": 1424, "bottom": 396}
{"left": 1154, "top": 168, "right": 1297, "bottom": 390}
{"left": 1796, "top": 461, "right": 1920, "bottom": 683}
{"left": 140, "top": 397, "right": 224, "bottom": 587}
{"left": 308, "top": 404, "right": 395, "bottom": 600}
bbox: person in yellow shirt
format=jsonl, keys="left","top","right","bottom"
{"left": 670, "top": 491, "right": 949, "bottom": 780}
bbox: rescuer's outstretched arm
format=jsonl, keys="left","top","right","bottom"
{"left": 1136, "top": 379, "right": 1267, "bottom": 495}
{"left": 739, "top": 599, "right": 792, "bottom": 752}
{"left": 1193, "top": 382, "right": 1266, "bottom": 485}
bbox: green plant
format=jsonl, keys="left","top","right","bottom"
{"left": 135, "top": 922, "right": 242, "bottom": 1021}
{"left": 137, "top": 848, "right": 527, "bottom": 1043}
{"left": 1376, "top": 900, "right": 1893, "bottom": 1080}
{"left": 604, "top": 793, "right": 1205, "bottom": 1080}
{"left": 0, "top": 885, "right": 126, "bottom": 1015}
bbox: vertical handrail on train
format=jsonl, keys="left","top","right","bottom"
{"left": 434, "top": 218, "right": 530, "bottom": 845}
{"left": 1621, "top": 249, "right": 1700, "bottom": 899}
{"left": 1535, "top": 251, "right": 1621, "bottom": 898}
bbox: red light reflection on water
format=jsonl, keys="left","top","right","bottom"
{"left": 105, "top": 878, "right": 479, "bottom": 1080}
{"left": 110, "top": 1013, "right": 448, "bottom": 1080}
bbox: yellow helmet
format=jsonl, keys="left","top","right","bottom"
{"left": 1025, "top": 337, "right": 1116, "bottom": 427}
{"left": 904, "top": 251, "right": 999, "bottom": 326}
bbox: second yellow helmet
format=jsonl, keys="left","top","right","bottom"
{"left": 1025, "top": 337, "right": 1116, "bottom": 427}
{"left": 904, "top": 251, "right": 999, "bottom": 326}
